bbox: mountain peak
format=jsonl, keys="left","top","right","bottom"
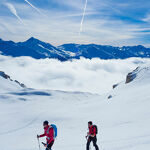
{"left": 25, "top": 37, "right": 39, "bottom": 43}
{"left": 29, "top": 37, "right": 38, "bottom": 40}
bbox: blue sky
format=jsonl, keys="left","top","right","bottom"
{"left": 0, "top": 0, "right": 150, "bottom": 46}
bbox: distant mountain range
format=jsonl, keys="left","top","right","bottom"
{"left": 0, "top": 37, "right": 150, "bottom": 61}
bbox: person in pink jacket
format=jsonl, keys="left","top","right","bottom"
{"left": 37, "top": 121, "right": 54, "bottom": 150}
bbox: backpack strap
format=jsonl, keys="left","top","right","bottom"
{"left": 91, "top": 125, "right": 94, "bottom": 133}
{"left": 92, "top": 125, "right": 96, "bottom": 133}
{"left": 47, "top": 126, "right": 52, "bottom": 134}
{"left": 47, "top": 125, "right": 55, "bottom": 139}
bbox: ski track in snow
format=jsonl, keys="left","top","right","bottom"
{"left": 0, "top": 114, "right": 41, "bottom": 135}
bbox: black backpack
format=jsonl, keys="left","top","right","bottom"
{"left": 92, "top": 125, "right": 98, "bottom": 134}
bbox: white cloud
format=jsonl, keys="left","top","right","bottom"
{"left": 4, "top": 2, "right": 24, "bottom": 25}
{"left": 24, "top": 0, "right": 44, "bottom": 16}
{"left": 142, "top": 14, "right": 150, "bottom": 22}
{"left": 0, "top": 12, "right": 145, "bottom": 47}
{"left": 79, "top": 0, "right": 88, "bottom": 35}
{"left": 0, "top": 55, "right": 150, "bottom": 94}
{"left": 0, "top": 1, "right": 150, "bottom": 46}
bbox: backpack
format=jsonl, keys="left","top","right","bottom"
{"left": 92, "top": 125, "right": 98, "bottom": 134}
{"left": 51, "top": 124, "right": 57, "bottom": 138}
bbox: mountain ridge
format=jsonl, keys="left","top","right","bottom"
{"left": 0, "top": 37, "right": 150, "bottom": 61}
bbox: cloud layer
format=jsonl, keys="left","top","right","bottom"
{"left": 0, "top": 55, "right": 150, "bottom": 94}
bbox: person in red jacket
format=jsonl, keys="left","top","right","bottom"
{"left": 37, "top": 121, "right": 54, "bottom": 150}
{"left": 86, "top": 121, "right": 99, "bottom": 150}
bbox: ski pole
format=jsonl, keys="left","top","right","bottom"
{"left": 37, "top": 137, "right": 41, "bottom": 150}
{"left": 89, "top": 143, "right": 91, "bottom": 150}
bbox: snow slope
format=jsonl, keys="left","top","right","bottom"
{"left": 0, "top": 73, "right": 23, "bottom": 92}
{"left": 0, "top": 65, "right": 150, "bottom": 150}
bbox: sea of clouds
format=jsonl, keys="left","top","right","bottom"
{"left": 0, "top": 55, "right": 150, "bottom": 94}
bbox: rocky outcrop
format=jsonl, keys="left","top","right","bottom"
{"left": 108, "top": 95, "right": 113, "bottom": 99}
{"left": 0, "top": 71, "right": 11, "bottom": 80}
{"left": 113, "top": 83, "right": 119, "bottom": 89}
{"left": 126, "top": 67, "right": 139, "bottom": 84}
{"left": 0, "top": 71, "right": 26, "bottom": 88}
{"left": 14, "top": 80, "right": 26, "bottom": 88}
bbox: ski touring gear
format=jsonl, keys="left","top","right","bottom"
{"left": 39, "top": 125, "right": 54, "bottom": 144}
{"left": 51, "top": 124, "right": 57, "bottom": 138}
{"left": 42, "top": 141, "right": 54, "bottom": 150}
{"left": 86, "top": 137, "right": 91, "bottom": 150}
{"left": 92, "top": 125, "right": 98, "bottom": 134}
{"left": 42, "top": 142, "right": 47, "bottom": 147}
{"left": 37, "top": 136, "right": 41, "bottom": 150}
{"left": 89, "top": 125, "right": 97, "bottom": 137}
{"left": 86, "top": 136, "right": 99, "bottom": 150}
{"left": 46, "top": 140, "right": 54, "bottom": 150}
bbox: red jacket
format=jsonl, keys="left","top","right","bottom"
{"left": 89, "top": 125, "right": 96, "bottom": 137}
{"left": 39, "top": 125, "right": 54, "bottom": 144}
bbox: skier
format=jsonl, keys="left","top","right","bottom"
{"left": 37, "top": 121, "right": 55, "bottom": 150}
{"left": 86, "top": 121, "right": 99, "bottom": 150}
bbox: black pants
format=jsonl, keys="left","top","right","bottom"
{"left": 46, "top": 141, "right": 54, "bottom": 150}
{"left": 86, "top": 136, "right": 99, "bottom": 150}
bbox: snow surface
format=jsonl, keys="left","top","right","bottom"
{"left": 0, "top": 76, "right": 22, "bottom": 92}
{"left": 0, "top": 63, "right": 150, "bottom": 150}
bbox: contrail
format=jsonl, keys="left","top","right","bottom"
{"left": 79, "top": 0, "right": 88, "bottom": 35}
{"left": 24, "top": 0, "right": 43, "bottom": 15}
{"left": 4, "top": 3, "right": 24, "bottom": 24}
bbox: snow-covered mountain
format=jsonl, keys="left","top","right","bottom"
{"left": 59, "top": 43, "right": 150, "bottom": 59}
{"left": 0, "top": 64, "right": 150, "bottom": 150}
{"left": 0, "top": 37, "right": 70, "bottom": 61}
{"left": 0, "top": 37, "right": 150, "bottom": 60}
